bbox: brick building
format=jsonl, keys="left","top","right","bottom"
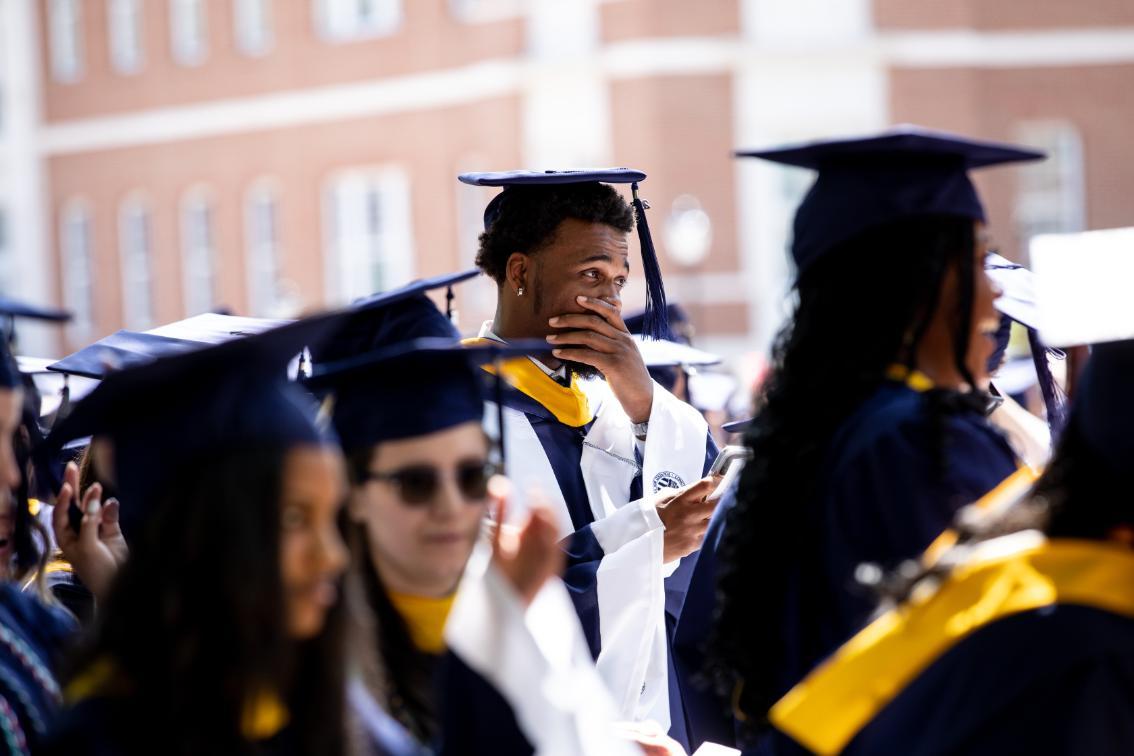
{"left": 3, "top": 0, "right": 1133, "bottom": 359}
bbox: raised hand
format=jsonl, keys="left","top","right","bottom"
{"left": 488, "top": 476, "right": 565, "bottom": 607}
{"left": 52, "top": 461, "right": 129, "bottom": 600}
{"left": 655, "top": 476, "right": 720, "bottom": 564}
{"left": 547, "top": 295, "right": 654, "bottom": 423}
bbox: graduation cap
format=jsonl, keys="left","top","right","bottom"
{"left": 307, "top": 337, "right": 547, "bottom": 454}
{"left": 47, "top": 330, "right": 202, "bottom": 379}
{"left": 736, "top": 126, "right": 1044, "bottom": 275}
{"left": 722, "top": 417, "right": 752, "bottom": 435}
{"left": 311, "top": 270, "right": 481, "bottom": 364}
{"left": 43, "top": 311, "right": 348, "bottom": 529}
{"left": 0, "top": 296, "right": 73, "bottom": 389}
{"left": 1028, "top": 227, "right": 1134, "bottom": 475}
{"left": 633, "top": 335, "right": 720, "bottom": 370}
{"left": 458, "top": 168, "right": 671, "bottom": 341}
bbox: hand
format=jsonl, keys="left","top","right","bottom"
{"left": 547, "top": 295, "right": 654, "bottom": 423}
{"left": 52, "top": 461, "right": 129, "bottom": 600}
{"left": 612, "top": 720, "right": 689, "bottom": 756}
{"left": 489, "top": 476, "right": 565, "bottom": 607}
{"left": 655, "top": 476, "right": 720, "bottom": 563}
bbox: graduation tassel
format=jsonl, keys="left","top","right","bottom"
{"left": 491, "top": 356, "right": 507, "bottom": 476}
{"left": 631, "top": 182, "right": 671, "bottom": 341}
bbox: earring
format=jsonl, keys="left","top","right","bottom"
{"left": 517, "top": 286, "right": 525, "bottom": 297}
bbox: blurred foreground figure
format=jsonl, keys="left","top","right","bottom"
{"left": 770, "top": 338, "right": 1134, "bottom": 755}
{"left": 674, "top": 127, "right": 1044, "bottom": 752}
{"left": 40, "top": 315, "right": 352, "bottom": 756}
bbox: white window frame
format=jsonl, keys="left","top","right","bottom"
{"left": 108, "top": 0, "right": 144, "bottom": 74}
{"left": 169, "top": 0, "right": 208, "bottom": 66}
{"left": 234, "top": 0, "right": 274, "bottom": 57}
{"left": 180, "top": 187, "right": 217, "bottom": 317}
{"left": 245, "top": 181, "right": 282, "bottom": 316}
{"left": 449, "top": 0, "right": 524, "bottom": 24}
{"left": 314, "top": 0, "right": 402, "bottom": 43}
{"left": 118, "top": 194, "right": 155, "bottom": 329}
{"left": 49, "top": 0, "right": 84, "bottom": 83}
{"left": 1014, "top": 120, "right": 1087, "bottom": 248}
{"left": 60, "top": 200, "right": 96, "bottom": 341}
{"left": 322, "top": 166, "right": 415, "bottom": 305}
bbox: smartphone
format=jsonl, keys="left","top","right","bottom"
{"left": 709, "top": 445, "right": 752, "bottom": 477}
{"left": 707, "top": 445, "right": 752, "bottom": 503}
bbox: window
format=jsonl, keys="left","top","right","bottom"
{"left": 170, "top": 0, "right": 208, "bottom": 66}
{"left": 108, "top": 0, "right": 144, "bottom": 74}
{"left": 323, "top": 168, "right": 414, "bottom": 305}
{"left": 181, "top": 189, "right": 216, "bottom": 316}
{"left": 60, "top": 202, "right": 95, "bottom": 340}
{"left": 49, "top": 0, "right": 84, "bottom": 83}
{"left": 119, "top": 196, "right": 155, "bottom": 329}
{"left": 245, "top": 183, "right": 281, "bottom": 316}
{"left": 449, "top": 0, "right": 523, "bottom": 23}
{"left": 315, "top": 0, "right": 402, "bottom": 42}
{"left": 1015, "top": 121, "right": 1086, "bottom": 247}
{"left": 235, "top": 0, "right": 274, "bottom": 56}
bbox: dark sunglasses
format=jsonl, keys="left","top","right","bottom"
{"left": 364, "top": 461, "right": 496, "bottom": 505}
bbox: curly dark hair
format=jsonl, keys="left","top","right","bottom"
{"left": 706, "top": 214, "right": 979, "bottom": 732}
{"left": 475, "top": 184, "right": 635, "bottom": 283}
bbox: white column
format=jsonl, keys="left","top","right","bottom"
{"left": 1, "top": 0, "right": 55, "bottom": 355}
{"left": 522, "top": 0, "right": 611, "bottom": 168}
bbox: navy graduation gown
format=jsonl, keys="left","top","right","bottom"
{"left": 839, "top": 605, "right": 1134, "bottom": 755}
{"left": 672, "top": 381, "right": 1018, "bottom": 753}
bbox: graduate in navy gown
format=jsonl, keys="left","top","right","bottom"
{"left": 457, "top": 169, "right": 718, "bottom": 746}
{"left": 39, "top": 315, "right": 357, "bottom": 756}
{"left": 678, "top": 128, "right": 1044, "bottom": 752}
{"left": 770, "top": 338, "right": 1134, "bottom": 755}
{"left": 0, "top": 296, "right": 80, "bottom": 755}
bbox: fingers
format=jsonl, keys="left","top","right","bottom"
{"left": 549, "top": 311, "right": 625, "bottom": 339}
{"left": 53, "top": 467, "right": 76, "bottom": 539}
{"left": 546, "top": 329, "right": 620, "bottom": 354}
{"left": 549, "top": 347, "right": 606, "bottom": 369}
{"left": 487, "top": 475, "right": 511, "bottom": 555}
{"left": 99, "top": 498, "right": 122, "bottom": 539}
{"left": 572, "top": 295, "right": 626, "bottom": 331}
{"left": 78, "top": 483, "right": 104, "bottom": 550}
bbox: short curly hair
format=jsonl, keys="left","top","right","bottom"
{"left": 475, "top": 183, "right": 635, "bottom": 283}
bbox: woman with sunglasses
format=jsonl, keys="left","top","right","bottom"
{"left": 310, "top": 295, "right": 653, "bottom": 755}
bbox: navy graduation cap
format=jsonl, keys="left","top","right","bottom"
{"left": 626, "top": 303, "right": 693, "bottom": 345}
{"left": 47, "top": 330, "right": 202, "bottom": 379}
{"left": 737, "top": 126, "right": 1044, "bottom": 275}
{"left": 1073, "top": 341, "right": 1134, "bottom": 478}
{"left": 43, "top": 311, "right": 348, "bottom": 526}
{"left": 0, "top": 295, "right": 73, "bottom": 389}
{"left": 458, "top": 168, "right": 671, "bottom": 340}
{"left": 312, "top": 269, "right": 481, "bottom": 364}
{"left": 307, "top": 337, "right": 546, "bottom": 453}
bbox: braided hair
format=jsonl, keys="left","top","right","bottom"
{"left": 706, "top": 215, "right": 980, "bottom": 731}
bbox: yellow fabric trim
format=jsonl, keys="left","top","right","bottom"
{"left": 65, "top": 657, "right": 120, "bottom": 703}
{"left": 884, "top": 364, "right": 935, "bottom": 393}
{"left": 920, "top": 466, "right": 1040, "bottom": 567}
{"left": 44, "top": 558, "right": 74, "bottom": 576}
{"left": 770, "top": 538, "right": 1134, "bottom": 755}
{"left": 28, "top": 498, "right": 41, "bottom": 517}
{"left": 388, "top": 591, "right": 456, "bottom": 655}
{"left": 241, "top": 690, "right": 291, "bottom": 741}
{"left": 462, "top": 337, "right": 593, "bottom": 427}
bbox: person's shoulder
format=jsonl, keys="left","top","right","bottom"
{"left": 2, "top": 583, "right": 77, "bottom": 648}
{"left": 828, "top": 383, "right": 931, "bottom": 464}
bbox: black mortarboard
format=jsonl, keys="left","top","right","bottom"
{"left": 458, "top": 168, "right": 671, "bottom": 340}
{"left": 736, "top": 126, "right": 1044, "bottom": 275}
{"left": 307, "top": 337, "right": 544, "bottom": 453}
{"left": 47, "top": 331, "right": 201, "bottom": 379}
{"left": 311, "top": 270, "right": 480, "bottom": 364}
{"left": 44, "top": 312, "right": 347, "bottom": 523}
{"left": 0, "top": 296, "right": 73, "bottom": 389}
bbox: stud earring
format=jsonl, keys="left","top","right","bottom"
{"left": 517, "top": 286, "right": 525, "bottom": 296}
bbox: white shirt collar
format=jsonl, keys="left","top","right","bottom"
{"left": 478, "top": 320, "right": 567, "bottom": 381}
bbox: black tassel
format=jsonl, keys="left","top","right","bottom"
{"left": 631, "top": 182, "right": 670, "bottom": 341}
